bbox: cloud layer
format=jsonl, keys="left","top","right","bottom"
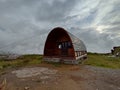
{"left": 0, "top": 0, "right": 120, "bottom": 54}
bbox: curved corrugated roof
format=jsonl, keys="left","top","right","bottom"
{"left": 51, "top": 27, "right": 87, "bottom": 51}
{"left": 68, "top": 32, "right": 86, "bottom": 51}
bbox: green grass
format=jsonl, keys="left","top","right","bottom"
{"left": 0, "top": 54, "right": 43, "bottom": 71}
{"left": 0, "top": 53, "right": 120, "bottom": 72}
{"left": 84, "top": 53, "right": 120, "bottom": 69}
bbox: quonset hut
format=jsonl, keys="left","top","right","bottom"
{"left": 44, "top": 27, "right": 87, "bottom": 64}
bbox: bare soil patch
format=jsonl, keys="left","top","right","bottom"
{"left": 0, "top": 64, "right": 120, "bottom": 90}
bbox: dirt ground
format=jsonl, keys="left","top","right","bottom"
{"left": 0, "top": 64, "right": 120, "bottom": 90}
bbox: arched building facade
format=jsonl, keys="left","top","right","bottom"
{"left": 44, "top": 27, "right": 87, "bottom": 64}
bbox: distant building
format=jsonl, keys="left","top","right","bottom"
{"left": 111, "top": 46, "right": 120, "bottom": 57}
{"left": 43, "top": 27, "right": 87, "bottom": 64}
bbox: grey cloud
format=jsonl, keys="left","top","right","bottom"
{"left": 69, "top": 27, "right": 115, "bottom": 53}
{"left": 0, "top": 28, "right": 48, "bottom": 54}
{"left": 75, "top": 10, "right": 97, "bottom": 26}
{"left": 35, "top": 0, "right": 77, "bottom": 22}
{"left": 0, "top": 0, "right": 120, "bottom": 54}
{"left": 93, "top": 0, "right": 120, "bottom": 25}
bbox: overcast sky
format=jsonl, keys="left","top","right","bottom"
{"left": 0, "top": 0, "right": 120, "bottom": 54}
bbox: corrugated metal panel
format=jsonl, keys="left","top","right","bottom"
{"left": 67, "top": 32, "right": 86, "bottom": 51}
{"left": 44, "top": 27, "right": 87, "bottom": 64}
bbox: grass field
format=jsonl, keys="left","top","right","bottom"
{"left": 0, "top": 53, "right": 120, "bottom": 72}
{"left": 84, "top": 53, "right": 120, "bottom": 69}
{"left": 0, "top": 54, "right": 42, "bottom": 71}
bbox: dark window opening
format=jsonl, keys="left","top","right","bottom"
{"left": 58, "top": 41, "right": 72, "bottom": 49}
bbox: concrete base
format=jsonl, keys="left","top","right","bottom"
{"left": 43, "top": 57, "right": 84, "bottom": 64}
{"left": 44, "top": 58, "right": 60, "bottom": 63}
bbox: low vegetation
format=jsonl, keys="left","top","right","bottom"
{"left": 0, "top": 54, "right": 42, "bottom": 72}
{"left": 0, "top": 53, "right": 120, "bottom": 73}
{"left": 84, "top": 53, "right": 120, "bottom": 69}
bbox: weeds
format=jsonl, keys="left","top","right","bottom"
{"left": 84, "top": 54, "right": 120, "bottom": 69}
{"left": 0, "top": 54, "right": 120, "bottom": 70}
{"left": 0, "top": 54, "right": 43, "bottom": 71}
